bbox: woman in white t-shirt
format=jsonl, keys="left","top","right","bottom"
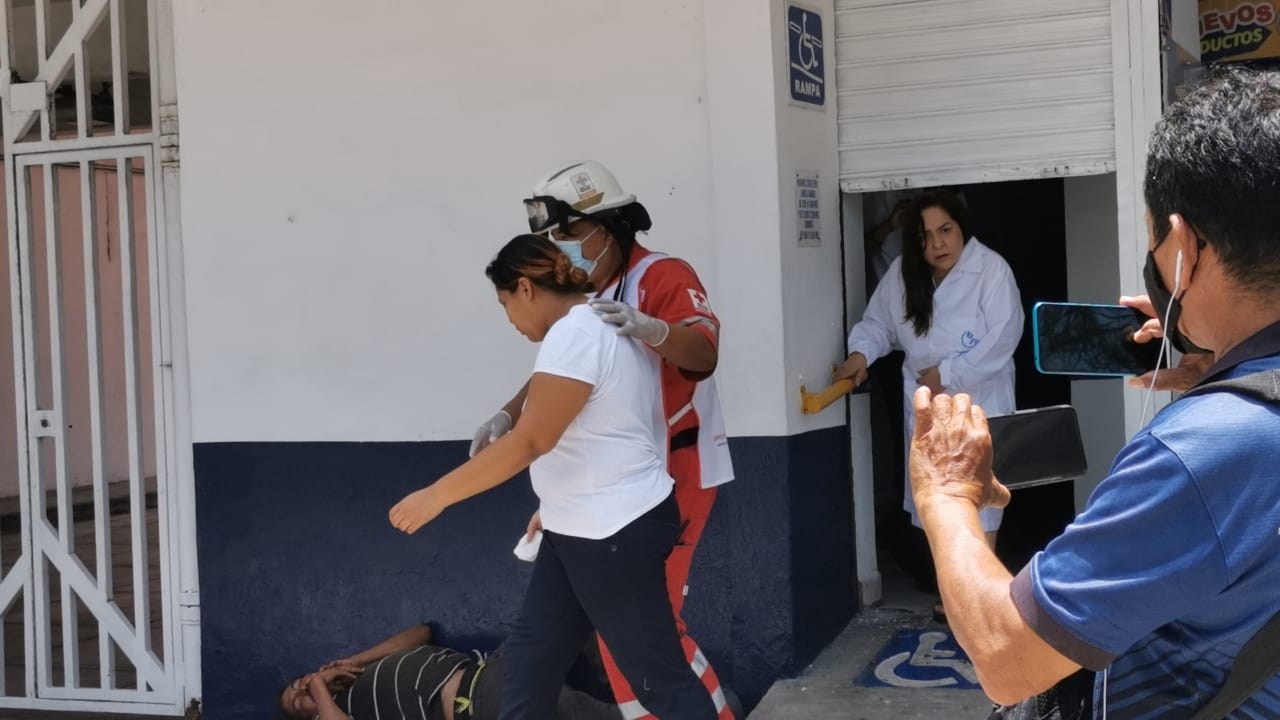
{"left": 389, "top": 235, "right": 719, "bottom": 720}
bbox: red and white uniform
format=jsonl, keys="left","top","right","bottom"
{"left": 595, "top": 244, "right": 735, "bottom": 720}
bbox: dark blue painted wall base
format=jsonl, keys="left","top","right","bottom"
{"left": 194, "top": 427, "right": 855, "bottom": 719}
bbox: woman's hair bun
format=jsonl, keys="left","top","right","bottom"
{"left": 552, "top": 251, "right": 574, "bottom": 286}
{"left": 567, "top": 265, "right": 590, "bottom": 290}
{"left": 486, "top": 233, "right": 597, "bottom": 296}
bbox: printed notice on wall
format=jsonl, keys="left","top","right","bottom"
{"left": 796, "top": 172, "right": 820, "bottom": 247}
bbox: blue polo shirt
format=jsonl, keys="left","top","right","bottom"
{"left": 1011, "top": 350, "right": 1280, "bottom": 719}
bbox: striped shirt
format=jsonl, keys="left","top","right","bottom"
{"left": 332, "top": 646, "right": 474, "bottom": 720}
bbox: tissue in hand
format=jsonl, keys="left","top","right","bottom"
{"left": 513, "top": 531, "right": 542, "bottom": 562}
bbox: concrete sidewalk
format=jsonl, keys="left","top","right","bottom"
{"left": 750, "top": 570, "right": 995, "bottom": 719}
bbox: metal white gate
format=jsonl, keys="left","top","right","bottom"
{"left": 0, "top": 0, "right": 196, "bottom": 715}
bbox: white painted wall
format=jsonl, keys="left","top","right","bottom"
{"left": 772, "top": 0, "right": 849, "bottom": 436}
{"left": 1057, "top": 1, "right": 1170, "bottom": 510}
{"left": 839, "top": 191, "right": 879, "bottom": 603}
{"left": 1063, "top": 173, "right": 1126, "bottom": 510}
{"left": 703, "top": 0, "right": 788, "bottom": 438}
{"left": 1112, "top": 0, "right": 1171, "bottom": 438}
{"left": 174, "top": 0, "right": 802, "bottom": 442}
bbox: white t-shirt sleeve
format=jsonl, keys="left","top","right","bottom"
{"left": 533, "top": 310, "right": 604, "bottom": 388}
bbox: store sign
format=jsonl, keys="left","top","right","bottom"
{"left": 787, "top": 3, "right": 825, "bottom": 107}
{"left": 1199, "top": 0, "right": 1280, "bottom": 62}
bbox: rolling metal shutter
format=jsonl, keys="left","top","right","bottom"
{"left": 834, "top": 0, "right": 1116, "bottom": 192}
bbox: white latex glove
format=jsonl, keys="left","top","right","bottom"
{"left": 469, "top": 410, "right": 512, "bottom": 458}
{"left": 589, "top": 299, "right": 669, "bottom": 347}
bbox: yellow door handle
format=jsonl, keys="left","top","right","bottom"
{"left": 800, "top": 379, "right": 856, "bottom": 414}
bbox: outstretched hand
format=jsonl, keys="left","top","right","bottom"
{"left": 389, "top": 485, "right": 448, "bottom": 535}
{"left": 909, "top": 387, "right": 1010, "bottom": 514}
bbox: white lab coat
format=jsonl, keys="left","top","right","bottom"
{"left": 846, "top": 238, "right": 1023, "bottom": 531}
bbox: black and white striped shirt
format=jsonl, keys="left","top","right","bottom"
{"left": 332, "top": 645, "right": 474, "bottom": 720}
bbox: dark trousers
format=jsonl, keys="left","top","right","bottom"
{"left": 499, "top": 493, "right": 717, "bottom": 720}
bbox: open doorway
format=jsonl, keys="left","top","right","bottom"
{"left": 855, "top": 179, "right": 1078, "bottom": 604}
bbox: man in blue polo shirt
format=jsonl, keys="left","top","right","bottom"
{"left": 907, "top": 66, "right": 1280, "bottom": 719}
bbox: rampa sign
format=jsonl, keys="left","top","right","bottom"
{"left": 788, "top": 4, "right": 825, "bottom": 108}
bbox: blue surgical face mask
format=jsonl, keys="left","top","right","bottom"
{"left": 552, "top": 225, "right": 607, "bottom": 275}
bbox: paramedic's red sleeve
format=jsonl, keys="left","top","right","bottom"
{"left": 638, "top": 259, "right": 720, "bottom": 378}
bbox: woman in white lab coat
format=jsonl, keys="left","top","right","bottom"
{"left": 835, "top": 190, "right": 1023, "bottom": 554}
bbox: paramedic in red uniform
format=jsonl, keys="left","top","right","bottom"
{"left": 470, "top": 160, "right": 736, "bottom": 720}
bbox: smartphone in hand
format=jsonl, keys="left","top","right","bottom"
{"left": 988, "top": 405, "right": 1088, "bottom": 490}
{"left": 1033, "top": 302, "right": 1163, "bottom": 377}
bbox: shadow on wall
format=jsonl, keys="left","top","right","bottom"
{"left": 194, "top": 431, "right": 855, "bottom": 719}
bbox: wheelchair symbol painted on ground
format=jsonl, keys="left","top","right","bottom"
{"left": 857, "top": 629, "right": 982, "bottom": 690}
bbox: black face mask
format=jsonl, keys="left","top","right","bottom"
{"left": 1142, "top": 250, "right": 1213, "bottom": 355}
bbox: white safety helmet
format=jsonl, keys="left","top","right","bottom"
{"left": 523, "top": 160, "right": 637, "bottom": 235}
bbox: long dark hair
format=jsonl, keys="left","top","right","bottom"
{"left": 486, "top": 234, "right": 595, "bottom": 295}
{"left": 900, "top": 190, "right": 972, "bottom": 337}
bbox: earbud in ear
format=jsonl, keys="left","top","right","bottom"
{"left": 1174, "top": 250, "right": 1184, "bottom": 295}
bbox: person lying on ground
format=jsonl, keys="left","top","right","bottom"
{"left": 277, "top": 623, "right": 636, "bottom": 720}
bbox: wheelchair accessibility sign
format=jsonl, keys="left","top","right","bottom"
{"left": 787, "top": 3, "right": 825, "bottom": 108}
{"left": 857, "top": 629, "right": 981, "bottom": 689}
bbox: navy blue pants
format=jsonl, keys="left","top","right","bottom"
{"left": 499, "top": 492, "right": 717, "bottom": 720}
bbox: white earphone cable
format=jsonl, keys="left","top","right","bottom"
{"left": 1141, "top": 250, "right": 1183, "bottom": 425}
